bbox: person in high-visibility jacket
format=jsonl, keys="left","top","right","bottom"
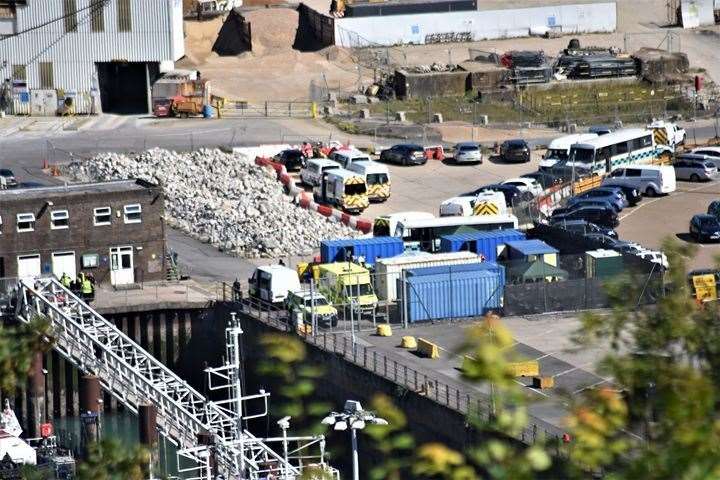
{"left": 81, "top": 277, "right": 93, "bottom": 301}
{"left": 60, "top": 273, "right": 71, "bottom": 288}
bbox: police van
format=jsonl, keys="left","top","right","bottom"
{"left": 348, "top": 160, "right": 391, "bottom": 202}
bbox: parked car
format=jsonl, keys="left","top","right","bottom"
{"left": 584, "top": 233, "right": 624, "bottom": 248}
{"left": 691, "top": 146, "right": 720, "bottom": 166}
{"left": 566, "top": 197, "right": 620, "bottom": 213}
{"left": 0, "top": 169, "right": 18, "bottom": 188}
{"left": 453, "top": 142, "right": 482, "bottom": 164}
{"left": 379, "top": 144, "right": 426, "bottom": 166}
{"left": 673, "top": 158, "right": 717, "bottom": 182}
{"left": 553, "top": 219, "right": 618, "bottom": 239}
{"left": 600, "top": 184, "right": 641, "bottom": 206}
{"left": 707, "top": 200, "right": 720, "bottom": 220}
{"left": 588, "top": 125, "right": 613, "bottom": 136}
{"left": 272, "top": 149, "right": 306, "bottom": 171}
{"left": 690, "top": 214, "right": 720, "bottom": 242}
{"left": 521, "top": 171, "right": 563, "bottom": 189}
{"left": 285, "top": 290, "right": 338, "bottom": 328}
{"left": 676, "top": 152, "right": 717, "bottom": 166}
{"left": 602, "top": 165, "right": 676, "bottom": 196}
{"left": 461, "top": 184, "right": 522, "bottom": 206}
{"left": 567, "top": 188, "right": 624, "bottom": 212}
{"left": 636, "top": 251, "right": 669, "bottom": 269}
{"left": 300, "top": 158, "right": 340, "bottom": 187}
{"left": 550, "top": 205, "right": 619, "bottom": 228}
{"left": 501, "top": 177, "right": 543, "bottom": 199}
{"left": 499, "top": 139, "right": 531, "bottom": 163}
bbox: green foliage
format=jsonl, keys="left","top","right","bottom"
{"left": 364, "top": 394, "right": 415, "bottom": 480}
{"left": 0, "top": 315, "right": 53, "bottom": 393}
{"left": 257, "top": 333, "right": 331, "bottom": 435}
{"left": 76, "top": 438, "right": 150, "bottom": 480}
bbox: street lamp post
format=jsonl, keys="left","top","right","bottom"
{"left": 321, "top": 400, "right": 388, "bottom": 480}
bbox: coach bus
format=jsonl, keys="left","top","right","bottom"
{"left": 562, "top": 128, "right": 672, "bottom": 176}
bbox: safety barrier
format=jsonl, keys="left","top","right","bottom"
{"left": 417, "top": 337, "right": 441, "bottom": 359}
{"left": 254, "top": 156, "right": 373, "bottom": 234}
{"left": 508, "top": 360, "right": 540, "bottom": 377}
{"left": 572, "top": 175, "right": 603, "bottom": 195}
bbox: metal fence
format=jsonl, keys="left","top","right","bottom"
{"left": 220, "top": 101, "right": 319, "bottom": 119}
{"left": 232, "top": 292, "right": 568, "bottom": 449}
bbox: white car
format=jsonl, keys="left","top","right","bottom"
{"left": 691, "top": 146, "right": 720, "bottom": 167}
{"left": 501, "top": 177, "right": 544, "bottom": 199}
{"left": 300, "top": 158, "right": 341, "bottom": 187}
{"left": 453, "top": 142, "right": 483, "bottom": 164}
{"left": 636, "top": 251, "right": 669, "bottom": 269}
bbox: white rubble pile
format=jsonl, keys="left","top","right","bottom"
{"left": 64, "top": 148, "right": 357, "bottom": 258}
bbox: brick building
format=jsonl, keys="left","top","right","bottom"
{"left": 0, "top": 179, "right": 166, "bottom": 286}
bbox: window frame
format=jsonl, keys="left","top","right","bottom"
{"left": 123, "top": 204, "right": 142, "bottom": 224}
{"left": 17, "top": 213, "right": 36, "bottom": 232}
{"left": 93, "top": 206, "right": 112, "bottom": 226}
{"left": 50, "top": 209, "right": 70, "bottom": 230}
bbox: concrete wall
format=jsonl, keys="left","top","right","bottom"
{"left": 394, "top": 69, "right": 469, "bottom": 99}
{"left": 334, "top": 2, "right": 617, "bottom": 47}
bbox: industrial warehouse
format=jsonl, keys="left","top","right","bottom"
{"left": 0, "top": 0, "right": 719, "bottom": 479}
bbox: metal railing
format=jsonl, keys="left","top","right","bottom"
{"left": 226, "top": 289, "right": 567, "bottom": 449}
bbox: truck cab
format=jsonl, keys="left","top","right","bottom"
{"left": 285, "top": 290, "right": 339, "bottom": 327}
{"left": 318, "top": 262, "right": 378, "bottom": 316}
{"left": 248, "top": 265, "right": 301, "bottom": 304}
{"left": 648, "top": 120, "right": 686, "bottom": 152}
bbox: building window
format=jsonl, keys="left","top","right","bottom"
{"left": 82, "top": 253, "right": 99, "bottom": 268}
{"left": 90, "top": 0, "right": 105, "bottom": 32}
{"left": 63, "top": 0, "right": 78, "bottom": 32}
{"left": 118, "top": 0, "right": 132, "bottom": 32}
{"left": 50, "top": 210, "right": 69, "bottom": 229}
{"left": 17, "top": 213, "right": 35, "bottom": 232}
{"left": 12, "top": 65, "right": 26, "bottom": 82}
{"left": 123, "top": 204, "right": 142, "bottom": 224}
{"left": 94, "top": 206, "right": 111, "bottom": 226}
{"left": 39, "top": 62, "right": 54, "bottom": 89}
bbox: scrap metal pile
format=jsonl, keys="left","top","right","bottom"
{"left": 65, "top": 148, "right": 357, "bottom": 258}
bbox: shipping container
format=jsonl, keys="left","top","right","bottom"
{"left": 399, "top": 266, "right": 505, "bottom": 323}
{"left": 374, "top": 251, "right": 483, "bottom": 301}
{"left": 320, "top": 236, "right": 404, "bottom": 265}
{"left": 404, "top": 261, "right": 505, "bottom": 286}
{"left": 586, "top": 249, "right": 623, "bottom": 278}
{"left": 439, "top": 229, "right": 525, "bottom": 261}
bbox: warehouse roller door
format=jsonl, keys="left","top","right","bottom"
{"left": 96, "top": 62, "right": 160, "bottom": 114}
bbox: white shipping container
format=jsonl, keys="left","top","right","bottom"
{"left": 375, "top": 251, "right": 484, "bottom": 301}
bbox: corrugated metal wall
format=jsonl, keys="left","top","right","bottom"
{"left": 334, "top": 2, "right": 617, "bottom": 47}
{"left": 0, "top": 0, "right": 184, "bottom": 91}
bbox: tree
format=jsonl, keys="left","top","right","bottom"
{"left": 0, "top": 315, "right": 53, "bottom": 393}
{"left": 76, "top": 438, "right": 151, "bottom": 480}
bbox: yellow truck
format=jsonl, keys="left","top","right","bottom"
{"left": 318, "top": 262, "right": 378, "bottom": 316}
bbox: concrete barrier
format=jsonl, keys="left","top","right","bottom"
{"left": 254, "top": 156, "right": 373, "bottom": 234}
{"left": 508, "top": 360, "right": 539, "bottom": 377}
{"left": 400, "top": 336, "right": 417, "bottom": 348}
{"left": 417, "top": 338, "right": 440, "bottom": 359}
{"left": 376, "top": 324, "right": 392, "bottom": 336}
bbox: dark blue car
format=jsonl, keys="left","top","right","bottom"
{"left": 690, "top": 214, "right": 720, "bottom": 242}
{"left": 567, "top": 188, "right": 625, "bottom": 212}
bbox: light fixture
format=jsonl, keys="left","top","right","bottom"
{"left": 333, "top": 420, "right": 347, "bottom": 431}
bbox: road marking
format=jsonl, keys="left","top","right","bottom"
{"left": 553, "top": 366, "right": 578, "bottom": 378}
{"left": 620, "top": 181, "right": 720, "bottom": 221}
{"left": 572, "top": 379, "right": 610, "bottom": 395}
{"left": 514, "top": 379, "right": 550, "bottom": 397}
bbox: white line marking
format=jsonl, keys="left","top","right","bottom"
{"left": 553, "top": 366, "right": 578, "bottom": 378}
{"left": 572, "top": 379, "right": 609, "bottom": 395}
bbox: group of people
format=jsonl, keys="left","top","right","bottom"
{"left": 59, "top": 271, "right": 96, "bottom": 302}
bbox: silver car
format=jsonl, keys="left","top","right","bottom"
{"left": 453, "top": 142, "right": 483, "bottom": 164}
{"left": 673, "top": 159, "right": 718, "bottom": 182}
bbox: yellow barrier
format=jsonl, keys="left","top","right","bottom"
{"left": 297, "top": 324, "right": 312, "bottom": 336}
{"left": 532, "top": 376, "right": 555, "bottom": 389}
{"left": 417, "top": 338, "right": 440, "bottom": 359}
{"left": 400, "top": 336, "right": 417, "bottom": 349}
{"left": 573, "top": 175, "right": 602, "bottom": 195}
{"left": 508, "top": 360, "right": 539, "bottom": 377}
{"left": 376, "top": 324, "right": 392, "bottom": 337}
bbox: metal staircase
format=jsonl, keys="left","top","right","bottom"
{"left": 15, "top": 277, "right": 337, "bottom": 479}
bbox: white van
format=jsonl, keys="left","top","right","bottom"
{"left": 539, "top": 133, "right": 598, "bottom": 171}
{"left": 348, "top": 160, "right": 391, "bottom": 202}
{"left": 248, "top": 265, "right": 301, "bottom": 304}
{"left": 329, "top": 148, "right": 372, "bottom": 169}
{"left": 439, "top": 191, "right": 508, "bottom": 217}
{"left": 300, "top": 159, "right": 340, "bottom": 187}
{"left": 602, "top": 165, "right": 676, "bottom": 196}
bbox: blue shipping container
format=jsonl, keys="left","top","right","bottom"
{"left": 404, "top": 261, "right": 506, "bottom": 286}
{"left": 320, "top": 237, "right": 405, "bottom": 265}
{"left": 439, "top": 229, "right": 525, "bottom": 261}
{"left": 399, "top": 266, "right": 505, "bottom": 323}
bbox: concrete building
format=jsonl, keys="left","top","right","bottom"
{"left": 0, "top": 179, "right": 166, "bottom": 286}
{"left": 0, "top": 0, "right": 184, "bottom": 114}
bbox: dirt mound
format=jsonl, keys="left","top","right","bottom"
{"left": 242, "top": 8, "right": 299, "bottom": 56}
{"left": 183, "top": 17, "right": 225, "bottom": 65}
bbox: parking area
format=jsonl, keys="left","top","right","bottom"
{"left": 351, "top": 312, "right": 613, "bottom": 432}
{"left": 617, "top": 179, "right": 720, "bottom": 271}
{"left": 290, "top": 152, "right": 544, "bottom": 218}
